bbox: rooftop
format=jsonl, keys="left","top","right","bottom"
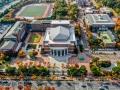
{"left": 49, "top": 26, "right": 70, "bottom": 41}
{"left": 31, "top": 20, "right": 70, "bottom": 25}
{"left": 85, "top": 14, "right": 115, "bottom": 25}
{"left": 0, "top": 40, "right": 15, "bottom": 50}
{"left": 5, "top": 21, "right": 23, "bottom": 39}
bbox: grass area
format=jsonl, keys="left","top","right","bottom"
{"left": 100, "top": 32, "right": 113, "bottom": 43}
{"left": 19, "top": 5, "right": 47, "bottom": 17}
{"left": 29, "top": 33, "right": 41, "bottom": 43}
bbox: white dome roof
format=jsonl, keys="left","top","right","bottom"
{"left": 49, "top": 26, "right": 70, "bottom": 41}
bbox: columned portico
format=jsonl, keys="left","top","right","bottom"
{"left": 51, "top": 48, "right": 68, "bottom": 56}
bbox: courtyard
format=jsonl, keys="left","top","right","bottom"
{"left": 25, "top": 32, "right": 44, "bottom": 51}
{"left": 28, "top": 33, "right": 41, "bottom": 43}
{"left": 99, "top": 31, "right": 115, "bottom": 44}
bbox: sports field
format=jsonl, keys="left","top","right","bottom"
{"left": 16, "top": 4, "right": 53, "bottom": 19}
{"left": 19, "top": 5, "right": 46, "bottom": 17}
{"left": 19, "top": 5, "right": 47, "bottom": 17}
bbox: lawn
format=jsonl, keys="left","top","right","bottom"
{"left": 100, "top": 32, "right": 113, "bottom": 43}
{"left": 18, "top": 4, "right": 47, "bottom": 17}
{"left": 29, "top": 33, "right": 41, "bottom": 43}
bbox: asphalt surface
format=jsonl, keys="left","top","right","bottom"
{"left": 0, "top": 80, "right": 120, "bottom": 90}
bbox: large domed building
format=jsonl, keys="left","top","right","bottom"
{"left": 43, "top": 20, "right": 76, "bottom": 57}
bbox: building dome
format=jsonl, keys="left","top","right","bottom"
{"left": 49, "top": 26, "right": 70, "bottom": 41}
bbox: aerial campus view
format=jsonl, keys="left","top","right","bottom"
{"left": 0, "top": 0, "right": 120, "bottom": 90}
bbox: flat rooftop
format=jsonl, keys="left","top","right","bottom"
{"left": 85, "top": 14, "right": 115, "bottom": 26}
{"left": 0, "top": 24, "right": 12, "bottom": 40}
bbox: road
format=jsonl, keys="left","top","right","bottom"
{"left": 0, "top": 80, "right": 120, "bottom": 90}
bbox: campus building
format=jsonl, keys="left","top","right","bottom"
{"left": 0, "top": 0, "right": 14, "bottom": 8}
{"left": 0, "top": 21, "right": 26, "bottom": 55}
{"left": 85, "top": 14, "right": 115, "bottom": 32}
{"left": 85, "top": 14, "right": 116, "bottom": 48}
{"left": 42, "top": 20, "right": 76, "bottom": 56}
{"left": 29, "top": 20, "right": 71, "bottom": 32}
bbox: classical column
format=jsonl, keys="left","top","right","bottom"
{"left": 64, "top": 49, "right": 65, "bottom": 56}
{"left": 53, "top": 50, "right": 55, "bottom": 56}
{"left": 67, "top": 49, "right": 68, "bottom": 55}
{"left": 56, "top": 50, "right": 58, "bottom": 56}
{"left": 60, "top": 50, "right": 62, "bottom": 56}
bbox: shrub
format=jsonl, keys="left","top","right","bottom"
{"left": 97, "top": 61, "right": 111, "bottom": 68}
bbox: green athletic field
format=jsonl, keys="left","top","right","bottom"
{"left": 18, "top": 5, "right": 47, "bottom": 17}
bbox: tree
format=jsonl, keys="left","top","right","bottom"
{"left": 29, "top": 50, "right": 38, "bottom": 59}
{"left": 78, "top": 65, "right": 87, "bottom": 76}
{"left": 18, "top": 50, "right": 26, "bottom": 58}
{"left": 97, "top": 61, "right": 111, "bottom": 68}
{"left": 6, "top": 66, "right": 16, "bottom": 75}
{"left": 18, "top": 66, "right": 28, "bottom": 76}
{"left": 92, "top": 57, "right": 99, "bottom": 62}
{"left": 68, "top": 4, "right": 79, "bottom": 20}
{"left": 91, "top": 65, "right": 101, "bottom": 76}
{"left": 0, "top": 52, "right": 5, "bottom": 60}
{"left": 67, "top": 67, "right": 78, "bottom": 76}
{"left": 89, "top": 37, "right": 104, "bottom": 50}
{"left": 38, "top": 66, "right": 50, "bottom": 76}
{"left": 0, "top": 52, "right": 11, "bottom": 62}
{"left": 75, "top": 22, "right": 81, "bottom": 37}
{"left": 4, "top": 56, "right": 11, "bottom": 62}
{"left": 28, "top": 66, "right": 39, "bottom": 76}
{"left": 52, "top": 0, "right": 67, "bottom": 19}
{"left": 79, "top": 44, "right": 84, "bottom": 52}
{"left": 117, "top": 61, "right": 120, "bottom": 66}
{"left": 112, "top": 66, "right": 120, "bottom": 74}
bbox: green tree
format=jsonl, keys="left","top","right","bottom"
{"left": 6, "top": 66, "right": 16, "bottom": 75}
{"left": 68, "top": 4, "right": 79, "bottom": 20}
{"left": 67, "top": 67, "right": 78, "bottom": 76}
{"left": 18, "top": 66, "right": 28, "bottom": 76}
{"left": 97, "top": 61, "right": 111, "bottom": 68}
{"left": 79, "top": 44, "right": 84, "bottom": 52}
{"left": 91, "top": 65, "right": 101, "bottom": 76}
{"left": 28, "top": 66, "right": 39, "bottom": 76}
{"left": 78, "top": 65, "right": 87, "bottom": 76}
{"left": 112, "top": 66, "right": 120, "bottom": 74}
{"left": 52, "top": 0, "right": 67, "bottom": 19}
{"left": 38, "top": 66, "right": 50, "bottom": 76}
